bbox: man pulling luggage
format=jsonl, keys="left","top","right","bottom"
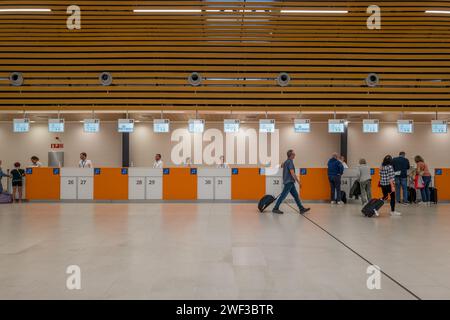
{"left": 272, "top": 150, "right": 311, "bottom": 215}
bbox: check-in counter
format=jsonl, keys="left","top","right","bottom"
{"left": 25, "top": 167, "right": 60, "bottom": 200}
{"left": 231, "top": 168, "right": 265, "bottom": 200}
{"left": 60, "top": 168, "right": 94, "bottom": 200}
{"left": 197, "top": 168, "right": 231, "bottom": 200}
{"left": 298, "top": 168, "right": 329, "bottom": 201}
{"left": 94, "top": 168, "right": 128, "bottom": 200}
{"left": 262, "top": 167, "right": 300, "bottom": 199}
{"left": 128, "top": 168, "right": 163, "bottom": 200}
{"left": 163, "top": 168, "right": 197, "bottom": 200}
{"left": 434, "top": 168, "right": 450, "bottom": 200}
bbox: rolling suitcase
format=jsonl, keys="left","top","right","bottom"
{"left": 429, "top": 187, "right": 438, "bottom": 204}
{"left": 258, "top": 194, "right": 278, "bottom": 213}
{"left": 361, "top": 198, "right": 384, "bottom": 217}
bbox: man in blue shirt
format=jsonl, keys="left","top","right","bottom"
{"left": 327, "top": 152, "right": 345, "bottom": 204}
{"left": 272, "top": 150, "right": 311, "bottom": 215}
{"left": 392, "top": 151, "right": 410, "bottom": 204}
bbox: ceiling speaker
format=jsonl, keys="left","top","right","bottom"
{"left": 99, "top": 72, "right": 113, "bottom": 86}
{"left": 365, "top": 73, "right": 380, "bottom": 87}
{"left": 10, "top": 72, "right": 23, "bottom": 86}
{"left": 188, "top": 72, "right": 202, "bottom": 86}
{"left": 276, "top": 72, "right": 290, "bottom": 87}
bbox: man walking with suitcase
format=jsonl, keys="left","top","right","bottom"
{"left": 272, "top": 150, "right": 311, "bottom": 215}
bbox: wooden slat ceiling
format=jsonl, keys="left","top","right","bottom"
{"left": 1, "top": 0, "right": 450, "bottom": 112}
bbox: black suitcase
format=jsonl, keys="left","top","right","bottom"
{"left": 429, "top": 187, "right": 438, "bottom": 204}
{"left": 408, "top": 187, "right": 417, "bottom": 203}
{"left": 258, "top": 194, "right": 278, "bottom": 213}
{"left": 362, "top": 198, "right": 384, "bottom": 217}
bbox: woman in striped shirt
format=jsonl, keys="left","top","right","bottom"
{"left": 380, "top": 155, "right": 402, "bottom": 216}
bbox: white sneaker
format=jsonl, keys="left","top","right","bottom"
{"left": 337, "top": 201, "right": 344, "bottom": 205}
{"left": 374, "top": 209, "right": 379, "bottom": 217}
{"left": 390, "top": 211, "right": 402, "bottom": 216}
{"left": 331, "top": 201, "right": 336, "bottom": 204}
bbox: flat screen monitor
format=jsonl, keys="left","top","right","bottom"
{"left": 294, "top": 119, "right": 310, "bottom": 133}
{"left": 259, "top": 119, "right": 275, "bottom": 133}
{"left": 84, "top": 119, "right": 100, "bottom": 133}
{"left": 13, "top": 118, "right": 30, "bottom": 133}
{"left": 363, "top": 119, "right": 379, "bottom": 133}
{"left": 328, "top": 119, "right": 345, "bottom": 133}
{"left": 48, "top": 119, "right": 65, "bottom": 133}
{"left": 397, "top": 120, "right": 413, "bottom": 134}
{"left": 118, "top": 119, "right": 135, "bottom": 133}
{"left": 224, "top": 119, "right": 240, "bottom": 133}
{"left": 188, "top": 119, "right": 205, "bottom": 133}
{"left": 432, "top": 120, "right": 447, "bottom": 133}
{"left": 153, "top": 119, "right": 170, "bottom": 133}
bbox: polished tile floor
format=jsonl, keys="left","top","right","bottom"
{"left": 0, "top": 201, "right": 449, "bottom": 300}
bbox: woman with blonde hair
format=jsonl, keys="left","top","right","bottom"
{"left": 414, "top": 155, "right": 432, "bottom": 205}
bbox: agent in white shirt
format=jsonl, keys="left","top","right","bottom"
{"left": 216, "top": 155, "right": 229, "bottom": 169}
{"left": 183, "top": 157, "right": 192, "bottom": 167}
{"left": 153, "top": 153, "right": 164, "bottom": 168}
{"left": 79, "top": 152, "right": 93, "bottom": 168}
{"left": 339, "top": 155, "right": 349, "bottom": 169}
{"left": 30, "top": 156, "right": 43, "bottom": 167}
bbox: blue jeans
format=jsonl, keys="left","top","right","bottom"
{"left": 395, "top": 177, "right": 408, "bottom": 203}
{"left": 328, "top": 175, "right": 341, "bottom": 202}
{"left": 420, "top": 176, "right": 432, "bottom": 202}
{"left": 273, "top": 182, "right": 304, "bottom": 211}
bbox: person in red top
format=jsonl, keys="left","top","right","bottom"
{"left": 414, "top": 155, "right": 432, "bottom": 206}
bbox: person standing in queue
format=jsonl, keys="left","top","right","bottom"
{"left": 272, "top": 150, "right": 310, "bottom": 215}
{"left": 392, "top": 151, "right": 410, "bottom": 205}
{"left": 153, "top": 154, "right": 164, "bottom": 168}
{"left": 10, "top": 162, "right": 25, "bottom": 202}
{"left": 327, "top": 152, "right": 344, "bottom": 204}
{"left": 380, "top": 155, "right": 401, "bottom": 216}
{"left": 414, "top": 155, "right": 432, "bottom": 206}
{"left": 30, "top": 156, "right": 43, "bottom": 167}
{"left": 79, "top": 152, "right": 93, "bottom": 168}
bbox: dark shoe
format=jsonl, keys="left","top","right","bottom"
{"left": 272, "top": 209, "right": 284, "bottom": 214}
{"left": 299, "top": 208, "right": 311, "bottom": 214}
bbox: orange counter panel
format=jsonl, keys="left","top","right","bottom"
{"left": 25, "top": 167, "right": 60, "bottom": 200}
{"left": 370, "top": 168, "right": 383, "bottom": 199}
{"left": 162, "top": 168, "right": 197, "bottom": 200}
{"left": 94, "top": 168, "right": 128, "bottom": 200}
{"left": 299, "top": 168, "right": 329, "bottom": 201}
{"left": 231, "top": 168, "right": 265, "bottom": 200}
{"left": 435, "top": 169, "right": 450, "bottom": 201}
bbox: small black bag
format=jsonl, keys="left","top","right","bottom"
{"left": 362, "top": 198, "right": 384, "bottom": 217}
{"left": 340, "top": 191, "right": 347, "bottom": 204}
{"left": 258, "top": 195, "right": 277, "bottom": 213}
{"left": 408, "top": 187, "right": 417, "bottom": 203}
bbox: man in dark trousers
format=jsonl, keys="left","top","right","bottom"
{"left": 327, "top": 152, "right": 345, "bottom": 204}
{"left": 272, "top": 150, "right": 311, "bottom": 215}
{"left": 392, "top": 151, "right": 410, "bottom": 204}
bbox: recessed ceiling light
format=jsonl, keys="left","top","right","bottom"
{"left": 425, "top": 10, "right": 450, "bottom": 14}
{"left": 0, "top": 8, "right": 51, "bottom": 12}
{"left": 280, "top": 10, "right": 348, "bottom": 14}
{"left": 133, "top": 9, "right": 202, "bottom": 13}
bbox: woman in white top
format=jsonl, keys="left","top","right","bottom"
{"left": 216, "top": 155, "right": 229, "bottom": 169}
{"left": 153, "top": 154, "right": 163, "bottom": 168}
{"left": 79, "top": 152, "right": 93, "bottom": 168}
{"left": 339, "top": 155, "right": 349, "bottom": 169}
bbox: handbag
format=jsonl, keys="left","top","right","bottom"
{"left": 414, "top": 175, "right": 424, "bottom": 189}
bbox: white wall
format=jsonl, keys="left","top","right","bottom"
{"left": 348, "top": 122, "right": 450, "bottom": 168}
{"left": 130, "top": 122, "right": 339, "bottom": 168}
{"left": 0, "top": 122, "right": 122, "bottom": 170}
{"left": 2, "top": 121, "right": 449, "bottom": 171}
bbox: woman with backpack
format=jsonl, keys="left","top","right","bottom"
{"left": 10, "top": 162, "right": 25, "bottom": 202}
{"left": 379, "top": 155, "right": 401, "bottom": 216}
